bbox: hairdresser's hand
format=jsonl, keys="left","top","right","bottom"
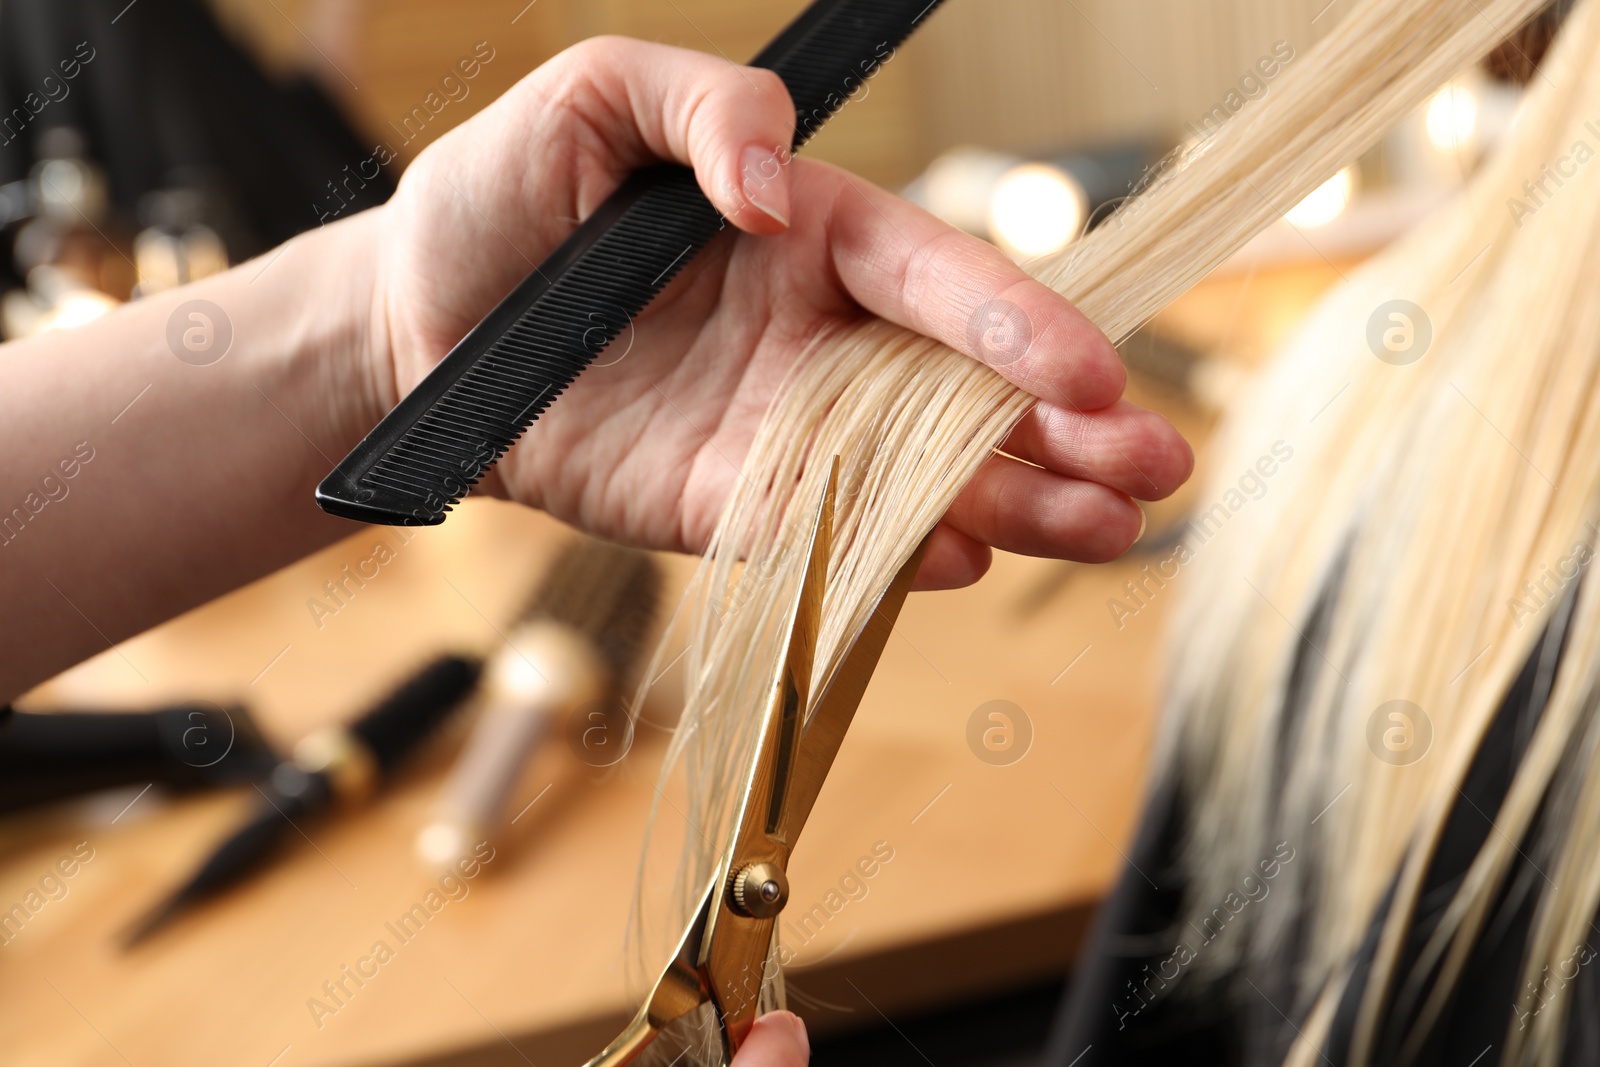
{"left": 730, "top": 1012, "right": 809, "bottom": 1066}
{"left": 368, "top": 37, "right": 1192, "bottom": 587}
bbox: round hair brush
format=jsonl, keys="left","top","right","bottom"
{"left": 415, "top": 538, "right": 661, "bottom": 868}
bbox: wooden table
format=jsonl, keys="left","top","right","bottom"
{"left": 0, "top": 263, "right": 1345, "bottom": 1066}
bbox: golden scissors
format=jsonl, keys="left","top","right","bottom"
{"left": 584, "top": 461, "right": 926, "bottom": 1066}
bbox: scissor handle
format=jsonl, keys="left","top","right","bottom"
{"left": 581, "top": 506, "right": 926, "bottom": 1067}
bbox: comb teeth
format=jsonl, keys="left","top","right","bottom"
{"left": 317, "top": 0, "right": 948, "bottom": 528}
{"left": 759, "top": 8, "right": 927, "bottom": 148}
{"left": 317, "top": 166, "right": 723, "bottom": 526}
{"left": 526, "top": 539, "right": 663, "bottom": 687}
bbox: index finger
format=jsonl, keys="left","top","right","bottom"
{"left": 804, "top": 162, "right": 1125, "bottom": 413}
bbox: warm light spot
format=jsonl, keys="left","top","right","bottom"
{"left": 38, "top": 290, "right": 117, "bottom": 333}
{"left": 1426, "top": 82, "right": 1479, "bottom": 151}
{"left": 986, "top": 163, "right": 1087, "bottom": 259}
{"left": 1285, "top": 167, "right": 1355, "bottom": 229}
{"left": 416, "top": 823, "right": 471, "bottom": 867}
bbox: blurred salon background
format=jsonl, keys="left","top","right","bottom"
{"left": 0, "top": 1, "right": 1531, "bottom": 1065}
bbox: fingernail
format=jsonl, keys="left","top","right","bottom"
{"left": 787, "top": 1012, "right": 810, "bottom": 1057}
{"left": 740, "top": 143, "right": 789, "bottom": 228}
{"left": 1135, "top": 507, "right": 1148, "bottom": 544}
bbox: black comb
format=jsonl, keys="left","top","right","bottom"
{"left": 316, "top": 0, "right": 946, "bottom": 526}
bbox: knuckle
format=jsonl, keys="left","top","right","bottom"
{"left": 748, "top": 67, "right": 793, "bottom": 118}
{"left": 978, "top": 466, "right": 1013, "bottom": 538}
{"left": 1046, "top": 405, "right": 1092, "bottom": 466}
{"left": 679, "top": 82, "right": 722, "bottom": 160}
{"left": 542, "top": 36, "right": 640, "bottom": 97}
{"left": 537, "top": 37, "right": 616, "bottom": 100}
{"left": 567, "top": 34, "right": 631, "bottom": 63}
{"left": 901, "top": 228, "right": 968, "bottom": 325}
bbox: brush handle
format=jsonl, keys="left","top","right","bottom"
{"left": 346, "top": 654, "right": 483, "bottom": 774}
{"left": 316, "top": 0, "right": 946, "bottom": 526}
{"left": 418, "top": 624, "right": 606, "bottom": 865}
{"left": 0, "top": 703, "right": 274, "bottom": 814}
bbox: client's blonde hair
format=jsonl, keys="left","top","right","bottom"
{"left": 1162, "top": 0, "right": 1600, "bottom": 1063}
{"left": 626, "top": 0, "right": 1561, "bottom": 1061}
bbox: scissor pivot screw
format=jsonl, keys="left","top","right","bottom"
{"left": 730, "top": 862, "right": 789, "bottom": 918}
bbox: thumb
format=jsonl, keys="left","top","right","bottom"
{"left": 534, "top": 38, "right": 798, "bottom": 235}
{"left": 732, "top": 1011, "right": 810, "bottom": 1066}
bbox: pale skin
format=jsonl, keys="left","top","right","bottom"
{"left": 0, "top": 35, "right": 1192, "bottom": 1062}
{"left": 734, "top": 1011, "right": 810, "bottom": 1067}
{"left": 0, "top": 35, "right": 1191, "bottom": 700}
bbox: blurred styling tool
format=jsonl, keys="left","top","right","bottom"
{"left": 316, "top": 0, "right": 945, "bottom": 527}
{"left": 0, "top": 0, "right": 394, "bottom": 339}
{"left": 583, "top": 464, "right": 925, "bottom": 1065}
{"left": 0, "top": 702, "right": 274, "bottom": 815}
{"left": 416, "top": 538, "right": 661, "bottom": 868}
{"left": 124, "top": 655, "right": 481, "bottom": 946}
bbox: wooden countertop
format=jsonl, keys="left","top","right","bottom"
{"left": 0, "top": 262, "right": 1346, "bottom": 1066}
{"left": 0, "top": 503, "right": 1157, "bottom": 1067}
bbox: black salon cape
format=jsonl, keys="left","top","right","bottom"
{"left": 1045, "top": 591, "right": 1600, "bottom": 1067}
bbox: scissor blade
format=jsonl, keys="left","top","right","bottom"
{"left": 582, "top": 879, "right": 718, "bottom": 1067}
{"left": 702, "top": 462, "right": 839, "bottom": 1057}
{"left": 776, "top": 536, "right": 928, "bottom": 846}
{"left": 761, "top": 459, "right": 835, "bottom": 839}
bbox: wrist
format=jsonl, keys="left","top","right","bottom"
{"left": 0, "top": 204, "right": 397, "bottom": 696}
{"left": 255, "top": 206, "right": 392, "bottom": 461}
